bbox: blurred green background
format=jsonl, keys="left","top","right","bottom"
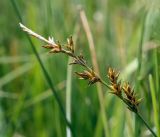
{"left": 0, "top": 0, "right": 160, "bottom": 137}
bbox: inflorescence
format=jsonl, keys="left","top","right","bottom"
{"left": 19, "top": 23, "right": 142, "bottom": 112}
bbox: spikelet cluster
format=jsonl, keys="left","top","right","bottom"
{"left": 107, "top": 68, "right": 142, "bottom": 112}
{"left": 19, "top": 23, "right": 142, "bottom": 112}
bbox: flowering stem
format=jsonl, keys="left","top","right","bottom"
{"left": 135, "top": 112, "right": 157, "bottom": 137}
{"left": 16, "top": 8, "right": 157, "bottom": 136}
{"left": 100, "top": 79, "right": 157, "bottom": 137}
{"left": 100, "top": 80, "right": 111, "bottom": 89}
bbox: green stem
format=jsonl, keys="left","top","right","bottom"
{"left": 136, "top": 112, "right": 157, "bottom": 137}
{"left": 100, "top": 80, "right": 110, "bottom": 89}
{"left": 100, "top": 79, "right": 157, "bottom": 137}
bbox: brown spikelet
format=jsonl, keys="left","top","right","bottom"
{"left": 69, "top": 54, "right": 87, "bottom": 66}
{"left": 75, "top": 70, "right": 100, "bottom": 85}
{"left": 107, "top": 67, "right": 122, "bottom": 96}
{"left": 109, "top": 81, "right": 122, "bottom": 96}
{"left": 122, "top": 82, "right": 142, "bottom": 108}
{"left": 67, "top": 36, "right": 74, "bottom": 53}
{"left": 107, "top": 67, "right": 119, "bottom": 84}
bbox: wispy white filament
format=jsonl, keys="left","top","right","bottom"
{"left": 19, "top": 23, "right": 56, "bottom": 46}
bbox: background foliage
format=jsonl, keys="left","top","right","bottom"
{"left": 0, "top": 0, "right": 159, "bottom": 137}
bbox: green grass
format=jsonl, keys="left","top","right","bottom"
{"left": 0, "top": 0, "right": 159, "bottom": 137}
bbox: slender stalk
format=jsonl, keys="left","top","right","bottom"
{"left": 136, "top": 112, "right": 157, "bottom": 137}
{"left": 134, "top": 11, "right": 147, "bottom": 137}
{"left": 66, "top": 57, "right": 72, "bottom": 137}
{"left": 66, "top": 24, "right": 80, "bottom": 137}
{"left": 100, "top": 79, "right": 157, "bottom": 137}
{"left": 100, "top": 80, "right": 111, "bottom": 89}
{"left": 10, "top": 0, "right": 74, "bottom": 136}
{"left": 80, "top": 9, "right": 110, "bottom": 137}
{"left": 153, "top": 48, "right": 160, "bottom": 137}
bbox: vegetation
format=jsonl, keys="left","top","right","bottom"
{"left": 0, "top": 0, "right": 159, "bottom": 137}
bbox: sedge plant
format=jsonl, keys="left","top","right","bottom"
{"left": 19, "top": 23, "right": 158, "bottom": 137}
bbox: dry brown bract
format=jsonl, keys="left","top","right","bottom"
{"left": 123, "top": 82, "right": 142, "bottom": 107}
{"left": 107, "top": 68, "right": 142, "bottom": 112}
{"left": 75, "top": 70, "right": 100, "bottom": 86}
{"left": 107, "top": 67, "right": 119, "bottom": 84}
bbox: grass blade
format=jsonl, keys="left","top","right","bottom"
{"left": 149, "top": 74, "right": 160, "bottom": 137}
{"left": 66, "top": 57, "right": 72, "bottom": 137}
{"left": 80, "top": 9, "right": 110, "bottom": 137}
{"left": 10, "top": 0, "right": 74, "bottom": 136}
{"left": 0, "top": 63, "right": 33, "bottom": 87}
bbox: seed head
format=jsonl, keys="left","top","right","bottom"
{"left": 66, "top": 36, "right": 74, "bottom": 53}
{"left": 109, "top": 81, "right": 122, "bottom": 96}
{"left": 43, "top": 41, "right": 62, "bottom": 53}
{"left": 75, "top": 70, "right": 100, "bottom": 86}
{"left": 69, "top": 54, "right": 86, "bottom": 66}
{"left": 122, "top": 82, "right": 142, "bottom": 107}
{"left": 107, "top": 67, "right": 119, "bottom": 84}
